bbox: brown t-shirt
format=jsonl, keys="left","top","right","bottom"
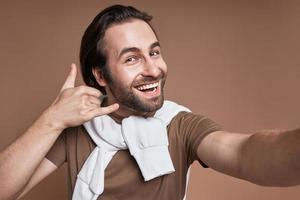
{"left": 46, "top": 111, "right": 222, "bottom": 200}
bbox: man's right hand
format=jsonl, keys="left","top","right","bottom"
{"left": 1, "top": 63, "right": 120, "bottom": 200}
{"left": 43, "top": 63, "right": 119, "bottom": 132}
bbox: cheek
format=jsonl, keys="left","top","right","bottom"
{"left": 117, "top": 67, "right": 139, "bottom": 83}
{"left": 155, "top": 59, "right": 168, "bottom": 74}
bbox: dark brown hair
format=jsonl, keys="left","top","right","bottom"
{"left": 80, "top": 5, "right": 155, "bottom": 94}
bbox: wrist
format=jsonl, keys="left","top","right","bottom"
{"left": 37, "top": 107, "right": 66, "bottom": 134}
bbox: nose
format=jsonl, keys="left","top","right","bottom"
{"left": 142, "top": 57, "right": 160, "bottom": 77}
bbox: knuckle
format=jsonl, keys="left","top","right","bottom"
{"left": 94, "top": 90, "right": 101, "bottom": 97}
{"left": 76, "top": 85, "right": 86, "bottom": 93}
{"left": 87, "top": 87, "right": 101, "bottom": 97}
{"left": 61, "top": 88, "right": 71, "bottom": 96}
{"left": 79, "top": 109, "right": 87, "bottom": 116}
{"left": 79, "top": 101, "right": 87, "bottom": 110}
{"left": 91, "top": 96, "right": 100, "bottom": 104}
{"left": 81, "top": 95, "right": 89, "bottom": 104}
{"left": 78, "top": 85, "right": 86, "bottom": 90}
{"left": 81, "top": 94, "right": 88, "bottom": 100}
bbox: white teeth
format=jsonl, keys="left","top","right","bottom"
{"left": 137, "top": 82, "right": 159, "bottom": 91}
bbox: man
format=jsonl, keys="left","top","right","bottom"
{"left": 0, "top": 4, "right": 300, "bottom": 200}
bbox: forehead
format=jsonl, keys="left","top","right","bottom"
{"left": 103, "top": 19, "right": 158, "bottom": 55}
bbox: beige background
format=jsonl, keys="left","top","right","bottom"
{"left": 1, "top": 0, "right": 300, "bottom": 199}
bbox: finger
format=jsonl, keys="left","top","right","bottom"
{"left": 86, "top": 103, "right": 101, "bottom": 111}
{"left": 76, "top": 85, "right": 101, "bottom": 97}
{"left": 87, "top": 103, "right": 119, "bottom": 118}
{"left": 60, "top": 63, "right": 77, "bottom": 91}
{"left": 88, "top": 96, "right": 101, "bottom": 106}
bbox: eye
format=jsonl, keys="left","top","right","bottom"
{"left": 150, "top": 50, "right": 160, "bottom": 57}
{"left": 125, "top": 56, "right": 139, "bottom": 63}
{"left": 126, "top": 57, "right": 136, "bottom": 62}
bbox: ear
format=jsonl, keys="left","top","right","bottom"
{"left": 92, "top": 67, "right": 107, "bottom": 87}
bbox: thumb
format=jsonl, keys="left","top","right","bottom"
{"left": 60, "top": 63, "right": 77, "bottom": 91}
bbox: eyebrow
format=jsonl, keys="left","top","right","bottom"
{"left": 118, "top": 41, "right": 161, "bottom": 59}
{"left": 150, "top": 41, "right": 160, "bottom": 50}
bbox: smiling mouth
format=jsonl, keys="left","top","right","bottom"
{"left": 135, "top": 81, "right": 159, "bottom": 93}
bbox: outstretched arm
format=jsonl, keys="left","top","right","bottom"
{"left": 0, "top": 64, "right": 119, "bottom": 200}
{"left": 197, "top": 129, "right": 300, "bottom": 186}
{"left": 16, "top": 158, "right": 58, "bottom": 200}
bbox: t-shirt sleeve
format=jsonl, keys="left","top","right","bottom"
{"left": 176, "top": 111, "right": 222, "bottom": 167}
{"left": 45, "top": 130, "right": 67, "bottom": 167}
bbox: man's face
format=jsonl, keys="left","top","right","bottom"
{"left": 100, "top": 19, "right": 167, "bottom": 115}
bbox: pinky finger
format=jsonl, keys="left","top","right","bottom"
{"left": 87, "top": 103, "right": 119, "bottom": 118}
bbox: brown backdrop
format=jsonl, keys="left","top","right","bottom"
{"left": 1, "top": 0, "right": 300, "bottom": 199}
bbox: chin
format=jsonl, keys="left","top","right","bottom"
{"left": 136, "top": 95, "right": 164, "bottom": 113}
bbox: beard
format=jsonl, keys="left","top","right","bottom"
{"left": 105, "top": 70, "right": 166, "bottom": 113}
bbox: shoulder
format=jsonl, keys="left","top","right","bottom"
{"left": 167, "top": 111, "right": 222, "bottom": 165}
{"left": 167, "top": 111, "right": 214, "bottom": 146}
{"left": 168, "top": 111, "right": 219, "bottom": 131}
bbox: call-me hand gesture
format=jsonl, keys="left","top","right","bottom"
{"left": 0, "top": 63, "right": 119, "bottom": 200}
{"left": 45, "top": 63, "right": 119, "bottom": 132}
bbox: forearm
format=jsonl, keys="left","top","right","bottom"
{"left": 0, "top": 109, "right": 63, "bottom": 199}
{"left": 0, "top": 64, "right": 118, "bottom": 199}
{"left": 241, "top": 128, "right": 300, "bottom": 186}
